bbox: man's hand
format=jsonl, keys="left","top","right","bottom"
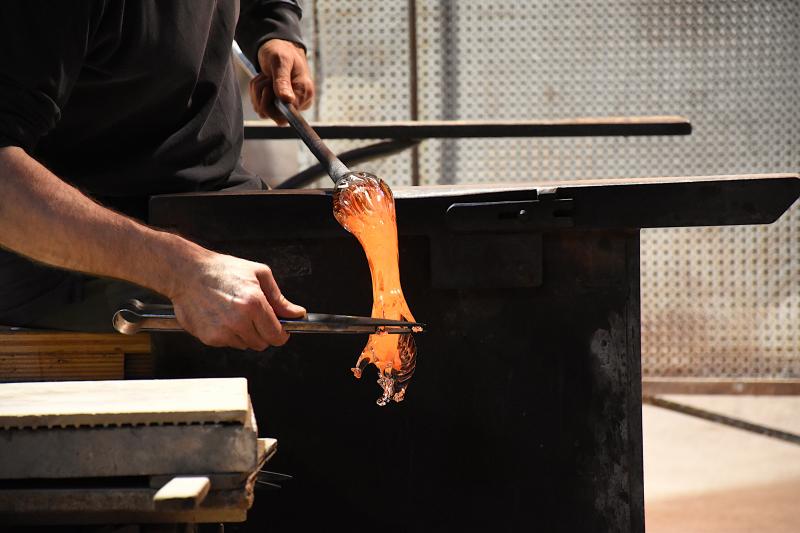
{"left": 249, "top": 39, "right": 314, "bottom": 125}
{"left": 171, "top": 251, "right": 306, "bottom": 351}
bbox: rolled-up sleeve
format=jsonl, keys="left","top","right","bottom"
{"left": 0, "top": 1, "right": 97, "bottom": 153}
{"left": 236, "top": 0, "right": 305, "bottom": 72}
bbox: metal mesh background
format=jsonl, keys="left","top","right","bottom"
{"left": 299, "top": 0, "right": 800, "bottom": 378}
{"left": 299, "top": 2, "right": 413, "bottom": 187}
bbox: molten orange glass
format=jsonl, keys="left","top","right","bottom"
{"left": 332, "top": 172, "right": 417, "bottom": 406}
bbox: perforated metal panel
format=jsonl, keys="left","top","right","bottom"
{"left": 299, "top": 0, "right": 800, "bottom": 378}
{"left": 413, "top": 1, "right": 800, "bottom": 184}
{"left": 301, "top": 1, "right": 414, "bottom": 187}
{"left": 641, "top": 218, "right": 799, "bottom": 378}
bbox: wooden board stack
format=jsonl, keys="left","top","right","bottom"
{"left": 0, "top": 330, "right": 153, "bottom": 381}
{"left": 0, "top": 378, "right": 274, "bottom": 525}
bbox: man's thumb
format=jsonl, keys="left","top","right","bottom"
{"left": 275, "top": 296, "right": 306, "bottom": 319}
{"left": 257, "top": 267, "right": 305, "bottom": 318}
{"left": 272, "top": 64, "right": 295, "bottom": 103}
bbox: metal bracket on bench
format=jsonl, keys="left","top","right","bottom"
{"left": 445, "top": 189, "right": 574, "bottom": 233}
{"left": 430, "top": 189, "right": 573, "bottom": 289}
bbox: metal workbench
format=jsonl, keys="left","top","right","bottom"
{"left": 148, "top": 173, "right": 799, "bottom": 533}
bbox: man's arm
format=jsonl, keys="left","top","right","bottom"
{"left": 236, "top": 0, "right": 315, "bottom": 123}
{"left": 0, "top": 146, "right": 304, "bottom": 350}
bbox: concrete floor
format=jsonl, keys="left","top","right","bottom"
{"left": 643, "top": 395, "right": 800, "bottom": 533}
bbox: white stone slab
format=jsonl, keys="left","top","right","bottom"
{"left": 0, "top": 378, "right": 250, "bottom": 428}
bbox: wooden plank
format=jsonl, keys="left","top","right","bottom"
{"left": 0, "top": 331, "right": 151, "bottom": 354}
{"left": 151, "top": 471, "right": 249, "bottom": 491}
{"left": 0, "top": 423, "right": 258, "bottom": 479}
{"left": 0, "top": 378, "right": 250, "bottom": 428}
{"left": 642, "top": 378, "right": 800, "bottom": 396}
{"left": 0, "top": 486, "right": 252, "bottom": 518}
{"left": 243, "top": 115, "right": 692, "bottom": 139}
{"left": 0, "top": 353, "right": 124, "bottom": 382}
{"left": 0, "top": 508, "right": 246, "bottom": 525}
{"left": 153, "top": 477, "right": 211, "bottom": 511}
{"left": 258, "top": 437, "right": 277, "bottom": 460}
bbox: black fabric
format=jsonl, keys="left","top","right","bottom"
{"left": 236, "top": 0, "right": 306, "bottom": 69}
{"left": 0, "top": 251, "right": 75, "bottom": 323}
{"left": 0, "top": 0, "right": 302, "bottom": 322}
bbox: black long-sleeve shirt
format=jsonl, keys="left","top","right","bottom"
{"left": 0, "top": 0, "right": 303, "bottom": 320}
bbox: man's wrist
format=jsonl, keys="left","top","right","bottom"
{"left": 259, "top": 38, "right": 306, "bottom": 58}
{"left": 134, "top": 226, "right": 212, "bottom": 301}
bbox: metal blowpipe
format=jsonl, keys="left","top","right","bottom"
{"left": 231, "top": 41, "right": 349, "bottom": 184}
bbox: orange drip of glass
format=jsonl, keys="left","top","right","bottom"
{"left": 333, "top": 172, "right": 417, "bottom": 405}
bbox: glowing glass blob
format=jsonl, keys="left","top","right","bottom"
{"left": 332, "top": 172, "right": 417, "bottom": 406}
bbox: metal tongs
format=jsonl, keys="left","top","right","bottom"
{"left": 113, "top": 300, "right": 424, "bottom": 336}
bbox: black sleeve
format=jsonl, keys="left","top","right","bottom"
{"left": 236, "top": 0, "right": 306, "bottom": 72}
{"left": 0, "top": 1, "right": 100, "bottom": 153}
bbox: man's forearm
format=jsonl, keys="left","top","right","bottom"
{"left": 0, "top": 146, "right": 206, "bottom": 298}
{"left": 0, "top": 145, "right": 305, "bottom": 350}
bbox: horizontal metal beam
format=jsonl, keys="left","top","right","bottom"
{"left": 244, "top": 116, "right": 691, "bottom": 140}
{"left": 275, "top": 139, "right": 420, "bottom": 189}
{"left": 642, "top": 378, "right": 800, "bottom": 396}
{"left": 150, "top": 174, "right": 800, "bottom": 240}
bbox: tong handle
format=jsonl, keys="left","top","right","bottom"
{"left": 113, "top": 301, "right": 423, "bottom": 336}
{"left": 113, "top": 304, "right": 181, "bottom": 335}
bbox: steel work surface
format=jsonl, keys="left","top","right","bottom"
{"left": 149, "top": 175, "right": 798, "bottom": 532}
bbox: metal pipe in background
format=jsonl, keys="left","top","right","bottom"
{"left": 643, "top": 395, "right": 800, "bottom": 446}
{"left": 407, "top": 0, "right": 420, "bottom": 186}
{"left": 275, "top": 139, "right": 420, "bottom": 189}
